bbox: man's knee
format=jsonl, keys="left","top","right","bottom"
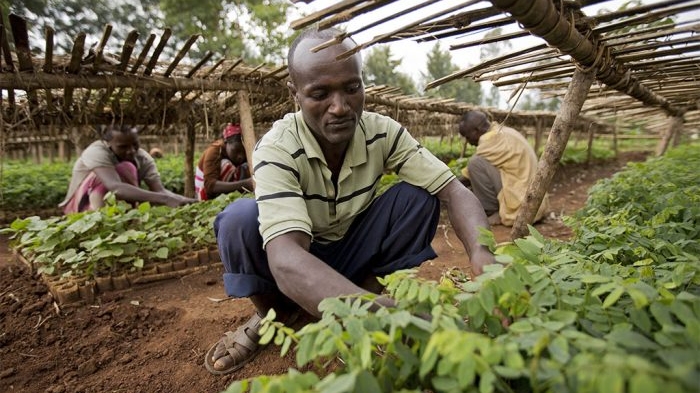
{"left": 388, "top": 182, "right": 434, "bottom": 204}
{"left": 214, "top": 198, "right": 258, "bottom": 237}
{"left": 467, "top": 154, "right": 489, "bottom": 175}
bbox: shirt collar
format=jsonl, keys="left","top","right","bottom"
{"left": 294, "top": 111, "right": 367, "bottom": 167}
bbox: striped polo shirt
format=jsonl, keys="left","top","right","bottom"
{"left": 253, "top": 111, "right": 455, "bottom": 248}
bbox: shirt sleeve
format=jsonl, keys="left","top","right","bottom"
{"left": 137, "top": 150, "right": 161, "bottom": 184}
{"left": 253, "top": 142, "right": 313, "bottom": 248}
{"left": 200, "top": 143, "right": 222, "bottom": 196}
{"left": 385, "top": 125, "right": 455, "bottom": 195}
{"left": 81, "top": 142, "right": 117, "bottom": 170}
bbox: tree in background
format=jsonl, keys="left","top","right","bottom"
{"left": 160, "top": 0, "right": 292, "bottom": 62}
{"left": 2, "top": 0, "right": 161, "bottom": 53}
{"left": 363, "top": 45, "right": 418, "bottom": 95}
{"left": 479, "top": 28, "right": 511, "bottom": 108}
{"left": 422, "top": 42, "right": 482, "bottom": 104}
{"left": 2, "top": 0, "right": 292, "bottom": 64}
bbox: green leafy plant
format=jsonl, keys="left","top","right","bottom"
{"left": 2, "top": 191, "right": 247, "bottom": 278}
{"left": 223, "top": 145, "right": 699, "bottom": 393}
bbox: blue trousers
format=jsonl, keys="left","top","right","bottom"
{"left": 213, "top": 182, "right": 440, "bottom": 298}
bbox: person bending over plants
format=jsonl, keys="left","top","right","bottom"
{"left": 458, "top": 110, "right": 550, "bottom": 226}
{"left": 204, "top": 26, "right": 495, "bottom": 376}
{"left": 194, "top": 123, "right": 254, "bottom": 201}
{"left": 59, "top": 124, "right": 197, "bottom": 214}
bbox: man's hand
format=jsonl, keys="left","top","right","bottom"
{"left": 165, "top": 194, "right": 197, "bottom": 208}
{"left": 241, "top": 178, "right": 255, "bottom": 193}
{"left": 469, "top": 246, "right": 495, "bottom": 277}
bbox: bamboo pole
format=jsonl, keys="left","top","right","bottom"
{"left": 510, "top": 69, "right": 595, "bottom": 240}
{"left": 237, "top": 90, "right": 257, "bottom": 178}
{"left": 0, "top": 73, "right": 281, "bottom": 94}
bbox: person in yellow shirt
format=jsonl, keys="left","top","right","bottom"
{"left": 458, "top": 110, "right": 549, "bottom": 226}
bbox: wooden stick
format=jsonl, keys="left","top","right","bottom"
{"left": 237, "top": 90, "right": 257, "bottom": 178}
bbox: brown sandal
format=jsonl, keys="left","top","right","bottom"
{"left": 204, "top": 313, "right": 264, "bottom": 375}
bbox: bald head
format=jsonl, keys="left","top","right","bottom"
{"left": 284, "top": 26, "right": 365, "bottom": 150}
{"left": 287, "top": 27, "right": 361, "bottom": 83}
{"left": 459, "top": 110, "right": 491, "bottom": 146}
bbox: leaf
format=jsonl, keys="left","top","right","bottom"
{"left": 259, "top": 324, "right": 275, "bottom": 345}
{"left": 504, "top": 348, "right": 525, "bottom": 370}
{"left": 627, "top": 287, "right": 650, "bottom": 308}
{"left": 354, "top": 370, "right": 382, "bottom": 393}
{"left": 478, "top": 285, "right": 495, "bottom": 314}
{"left": 603, "top": 287, "right": 625, "bottom": 308}
{"left": 456, "top": 356, "right": 476, "bottom": 387}
{"left": 548, "top": 310, "right": 578, "bottom": 325}
{"left": 280, "top": 336, "right": 293, "bottom": 357}
{"left": 592, "top": 282, "right": 618, "bottom": 297}
{"left": 650, "top": 302, "right": 674, "bottom": 326}
{"left": 508, "top": 320, "right": 534, "bottom": 333}
{"left": 420, "top": 339, "right": 439, "bottom": 378}
{"left": 547, "top": 335, "right": 570, "bottom": 364}
{"left": 274, "top": 329, "right": 285, "bottom": 346}
{"left": 628, "top": 373, "right": 659, "bottom": 393}
{"left": 629, "top": 308, "right": 652, "bottom": 334}
{"left": 155, "top": 247, "right": 169, "bottom": 259}
{"left": 670, "top": 299, "right": 696, "bottom": 325}
{"left": 317, "top": 372, "right": 356, "bottom": 393}
{"left": 296, "top": 335, "right": 315, "bottom": 366}
{"left": 561, "top": 295, "right": 584, "bottom": 306}
{"left": 407, "top": 280, "right": 420, "bottom": 300}
{"left": 359, "top": 334, "right": 371, "bottom": 369}
{"left": 478, "top": 370, "right": 496, "bottom": 393}
{"left": 477, "top": 227, "right": 497, "bottom": 251}
{"left": 606, "top": 330, "right": 659, "bottom": 350}
{"left": 597, "top": 371, "right": 624, "bottom": 393}
{"left": 418, "top": 283, "right": 431, "bottom": 302}
{"left": 582, "top": 274, "right": 613, "bottom": 284}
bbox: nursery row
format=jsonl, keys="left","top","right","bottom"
{"left": 223, "top": 144, "right": 699, "bottom": 393}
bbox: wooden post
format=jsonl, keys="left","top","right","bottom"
{"left": 671, "top": 119, "right": 683, "bottom": 147}
{"left": 586, "top": 123, "right": 594, "bottom": 166}
{"left": 184, "top": 121, "right": 196, "bottom": 198}
{"left": 612, "top": 118, "right": 619, "bottom": 159}
{"left": 237, "top": 90, "right": 257, "bottom": 177}
{"left": 534, "top": 117, "right": 543, "bottom": 154}
{"left": 510, "top": 69, "right": 595, "bottom": 240}
{"left": 59, "top": 140, "right": 66, "bottom": 161}
{"left": 655, "top": 116, "right": 683, "bottom": 156}
{"left": 32, "top": 142, "right": 40, "bottom": 164}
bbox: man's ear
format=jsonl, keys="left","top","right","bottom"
{"left": 286, "top": 80, "right": 297, "bottom": 99}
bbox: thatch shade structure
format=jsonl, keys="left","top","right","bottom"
{"left": 290, "top": 0, "right": 699, "bottom": 133}
{"left": 2, "top": 1, "right": 695, "bottom": 225}
{"left": 288, "top": 0, "right": 700, "bottom": 238}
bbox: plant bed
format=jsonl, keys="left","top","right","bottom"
{"left": 1, "top": 192, "right": 237, "bottom": 305}
{"left": 14, "top": 246, "right": 222, "bottom": 305}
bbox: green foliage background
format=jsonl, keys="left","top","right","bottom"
{"left": 0, "top": 138, "right": 633, "bottom": 212}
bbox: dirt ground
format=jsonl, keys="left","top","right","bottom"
{"left": 0, "top": 151, "right": 649, "bottom": 393}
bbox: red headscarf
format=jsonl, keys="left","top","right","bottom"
{"left": 222, "top": 123, "right": 242, "bottom": 140}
